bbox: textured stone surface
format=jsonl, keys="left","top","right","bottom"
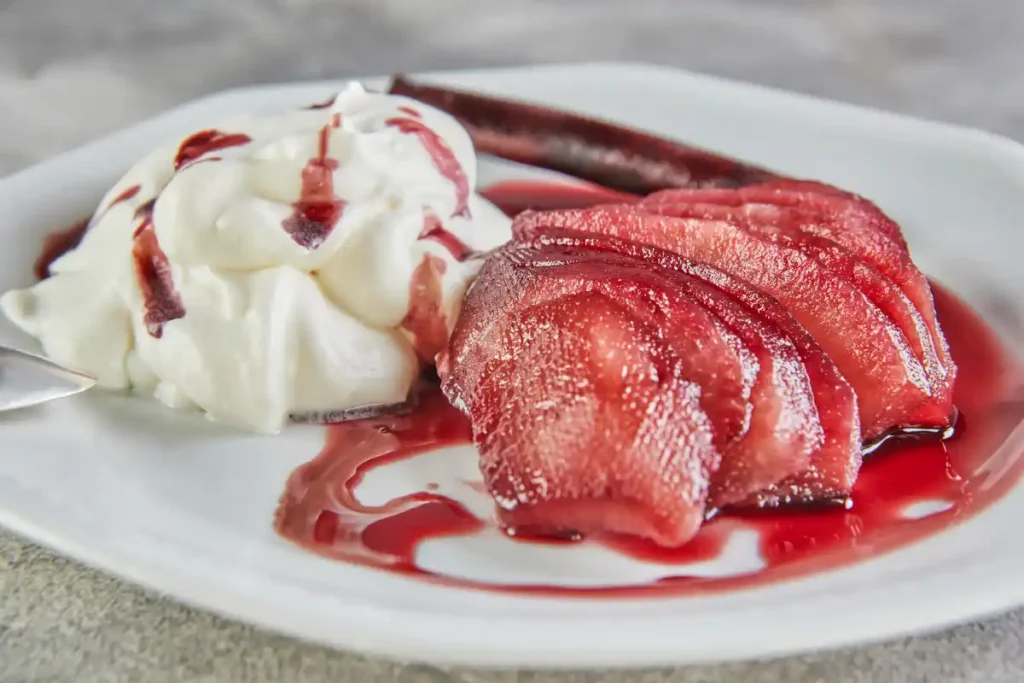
{"left": 1, "top": 0, "right": 1023, "bottom": 681}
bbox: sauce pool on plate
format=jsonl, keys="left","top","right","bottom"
{"left": 272, "top": 180, "right": 1024, "bottom": 596}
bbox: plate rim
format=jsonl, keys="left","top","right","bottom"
{"left": 4, "top": 60, "right": 1024, "bottom": 190}
{"left": 4, "top": 500, "right": 1024, "bottom": 670}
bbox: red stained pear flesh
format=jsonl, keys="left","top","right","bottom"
{"left": 753, "top": 179, "right": 909, "bottom": 248}
{"left": 642, "top": 186, "right": 956, "bottom": 405}
{"left": 500, "top": 238, "right": 834, "bottom": 508}
{"left": 487, "top": 249, "right": 758, "bottom": 454}
{"left": 641, "top": 191, "right": 954, "bottom": 412}
{"left": 442, "top": 271, "right": 721, "bottom": 546}
{"left": 515, "top": 205, "right": 948, "bottom": 437}
{"left": 388, "top": 79, "right": 958, "bottom": 545}
{"left": 523, "top": 231, "right": 862, "bottom": 506}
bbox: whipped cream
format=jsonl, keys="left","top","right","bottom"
{"left": 1, "top": 83, "right": 511, "bottom": 433}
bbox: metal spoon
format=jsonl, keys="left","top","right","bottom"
{"left": 0, "top": 344, "right": 96, "bottom": 413}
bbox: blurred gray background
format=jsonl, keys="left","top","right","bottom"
{"left": 1, "top": 1, "right": 1022, "bottom": 682}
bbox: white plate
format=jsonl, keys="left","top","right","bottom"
{"left": 2, "top": 62, "right": 1024, "bottom": 670}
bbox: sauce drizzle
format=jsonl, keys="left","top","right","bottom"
{"left": 282, "top": 117, "right": 346, "bottom": 250}
{"left": 418, "top": 209, "right": 477, "bottom": 262}
{"left": 173, "top": 130, "right": 252, "bottom": 171}
{"left": 131, "top": 199, "right": 185, "bottom": 338}
{"left": 275, "top": 389, "right": 482, "bottom": 573}
{"left": 386, "top": 116, "right": 471, "bottom": 219}
{"left": 400, "top": 254, "right": 450, "bottom": 362}
{"left": 33, "top": 220, "right": 89, "bottom": 280}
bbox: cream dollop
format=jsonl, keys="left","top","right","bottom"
{"left": 1, "top": 83, "right": 511, "bottom": 433}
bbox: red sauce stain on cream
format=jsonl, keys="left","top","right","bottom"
{"left": 33, "top": 220, "right": 89, "bottom": 280}
{"left": 397, "top": 105, "right": 423, "bottom": 119}
{"left": 36, "top": 182, "right": 155, "bottom": 278}
{"left": 131, "top": 200, "right": 185, "bottom": 338}
{"left": 400, "top": 253, "right": 450, "bottom": 362}
{"left": 108, "top": 184, "right": 142, "bottom": 209}
{"left": 34, "top": 185, "right": 146, "bottom": 279}
{"left": 282, "top": 118, "right": 345, "bottom": 250}
{"left": 386, "top": 115, "right": 470, "bottom": 218}
{"left": 173, "top": 130, "right": 252, "bottom": 171}
{"left": 418, "top": 209, "right": 477, "bottom": 262}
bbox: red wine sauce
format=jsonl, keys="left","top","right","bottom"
{"left": 34, "top": 184, "right": 145, "bottom": 279}
{"left": 397, "top": 105, "right": 423, "bottom": 119}
{"left": 33, "top": 220, "right": 89, "bottom": 279}
{"left": 32, "top": 129, "right": 250, "bottom": 279}
{"left": 400, "top": 253, "right": 449, "bottom": 361}
{"left": 281, "top": 116, "right": 346, "bottom": 250}
{"left": 418, "top": 208, "right": 477, "bottom": 261}
{"left": 173, "top": 130, "right": 252, "bottom": 171}
{"left": 131, "top": 199, "right": 185, "bottom": 338}
{"left": 274, "top": 180, "right": 1024, "bottom": 597}
{"left": 481, "top": 178, "right": 638, "bottom": 216}
{"left": 105, "top": 184, "right": 142, "bottom": 212}
{"left": 385, "top": 115, "right": 470, "bottom": 218}
{"left": 274, "top": 389, "right": 482, "bottom": 574}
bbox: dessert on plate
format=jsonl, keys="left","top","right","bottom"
{"left": 1, "top": 75, "right": 980, "bottom": 568}
{"left": 397, "top": 77, "right": 957, "bottom": 548}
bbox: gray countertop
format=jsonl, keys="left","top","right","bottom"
{"left": 2, "top": 1, "right": 1023, "bottom": 681}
